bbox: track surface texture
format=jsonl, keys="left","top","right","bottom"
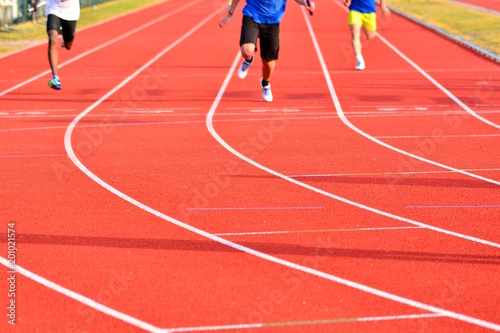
{"left": 0, "top": 0, "right": 499, "bottom": 332}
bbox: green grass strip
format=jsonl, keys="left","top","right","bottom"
{"left": 388, "top": 0, "right": 500, "bottom": 56}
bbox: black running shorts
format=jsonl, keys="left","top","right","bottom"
{"left": 239, "top": 16, "right": 280, "bottom": 61}
{"left": 47, "top": 14, "right": 77, "bottom": 43}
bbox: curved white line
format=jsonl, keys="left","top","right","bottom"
{"left": 0, "top": 258, "right": 164, "bottom": 333}
{"left": 332, "top": 0, "right": 500, "bottom": 130}
{"left": 304, "top": 7, "right": 500, "bottom": 186}
{"left": 56, "top": 6, "right": 499, "bottom": 333}
{"left": 65, "top": 48, "right": 500, "bottom": 332}
{"left": 377, "top": 33, "right": 500, "bottom": 130}
{"left": 1, "top": 7, "right": 223, "bottom": 333}
{"left": 208, "top": 51, "right": 500, "bottom": 249}
{"left": 0, "top": 0, "right": 202, "bottom": 97}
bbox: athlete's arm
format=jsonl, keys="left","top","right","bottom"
{"left": 379, "top": 0, "right": 390, "bottom": 15}
{"left": 295, "top": 0, "right": 316, "bottom": 12}
{"left": 219, "top": 0, "right": 242, "bottom": 27}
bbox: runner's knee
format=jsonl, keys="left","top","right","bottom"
{"left": 240, "top": 44, "right": 255, "bottom": 59}
{"left": 365, "top": 29, "right": 376, "bottom": 40}
{"left": 48, "top": 32, "right": 59, "bottom": 47}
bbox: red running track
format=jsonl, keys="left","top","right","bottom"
{"left": 0, "top": 0, "right": 499, "bottom": 332}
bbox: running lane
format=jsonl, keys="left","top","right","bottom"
{"left": 0, "top": 0, "right": 195, "bottom": 94}
{"left": 210, "top": 1, "right": 500, "bottom": 331}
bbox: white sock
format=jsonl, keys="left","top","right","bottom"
{"left": 356, "top": 54, "right": 364, "bottom": 63}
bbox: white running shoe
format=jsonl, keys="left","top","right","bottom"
{"left": 238, "top": 56, "right": 253, "bottom": 79}
{"left": 355, "top": 59, "right": 365, "bottom": 70}
{"left": 261, "top": 78, "right": 273, "bottom": 102}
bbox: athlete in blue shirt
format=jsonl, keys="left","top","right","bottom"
{"left": 220, "top": 0, "right": 315, "bottom": 102}
{"left": 344, "top": 0, "right": 390, "bottom": 70}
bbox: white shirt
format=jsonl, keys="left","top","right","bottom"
{"left": 46, "top": 0, "right": 80, "bottom": 21}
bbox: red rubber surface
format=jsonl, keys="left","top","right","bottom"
{"left": 0, "top": 0, "right": 499, "bottom": 332}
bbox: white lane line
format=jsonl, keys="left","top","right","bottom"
{"left": 204, "top": 52, "right": 500, "bottom": 330}
{"left": 2, "top": 114, "right": 499, "bottom": 142}
{"left": 107, "top": 107, "right": 201, "bottom": 111}
{"left": 250, "top": 108, "right": 300, "bottom": 113}
{"left": 0, "top": 0, "right": 202, "bottom": 97}
{"left": 228, "top": 106, "right": 325, "bottom": 110}
{"left": 123, "top": 110, "right": 174, "bottom": 114}
{"left": 2, "top": 109, "right": 500, "bottom": 119}
{"left": 3, "top": 109, "right": 74, "bottom": 112}
{"left": 376, "top": 134, "right": 500, "bottom": 139}
{"left": 406, "top": 205, "right": 500, "bottom": 209}
{"left": 186, "top": 206, "right": 323, "bottom": 211}
{"left": 0, "top": 258, "right": 164, "bottom": 333}
{"left": 352, "top": 103, "right": 500, "bottom": 109}
{"left": 331, "top": 0, "right": 500, "bottom": 130}
{"left": 215, "top": 226, "right": 424, "bottom": 236}
{"left": 3, "top": 7, "right": 224, "bottom": 333}
{"left": 63, "top": 37, "right": 500, "bottom": 331}
{"left": 208, "top": 62, "right": 500, "bottom": 249}
{"left": 0, "top": 153, "right": 66, "bottom": 158}
{"left": 317, "top": 4, "right": 500, "bottom": 186}
{"left": 60, "top": 11, "right": 500, "bottom": 332}
{"left": 287, "top": 168, "right": 500, "bottom": 177}
{"left": 166, "top": 313, "right": 444, "bottom": 332}
{"left": 379, "top": 107, "right": 428, "bottom": 111}
{"left": 378, "top": 34, "right": 500, "bottom": 129}
{"left": 15, "top": 111, "right": 47, "bottom": 115}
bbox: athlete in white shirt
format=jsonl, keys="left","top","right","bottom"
{"left": 34, "top": 0, "right": 80, "bottom": 89}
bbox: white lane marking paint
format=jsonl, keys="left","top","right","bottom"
{"left": 2, "top": 109, "right": 500, "bottom": 120}
{"left": 331, "top": 0, "right": 500, "bottom": 130}
{"left": 7, "top": 7, "right": 224, "bottom": 333}
{"left": 108, "top": 107, "right": 201, "bottom": 111}
{"left": 2, "top": 112, "right": 500, "bottom": 143}
{"left": 0, "top": 153, "right": 66, "bottom": 158}
{"left": 357, "top": 313, "right": 443, "bottom": 322}
{"left": 206, "top": 51, "right": 500, "bottom": 330}
{"left": 228, "top": 106, "right": 325, "bottom": 110}
{"left": 0, "top": 0, "right": 202, "bottom": 97}
{"left": 215, "top": 226, "right": 424, "bottom": 236}
{"left": 250, "top": 108, "right": 300, "bottom": 113}
{"left": 58, "top": 17, "right": 500, "bottom": 333}
{"left": 376, "top": 134, "right": 500, "bottom": 139}
{"left": 406, "top": 205, "right": 500, "bottom": 209}
{"left": 123, "top": 110, "right": 174, "bottom": 114}
{"left": 166, "top": 313, "right": 444, "bottom": 332}
{"left": 15, "top": 111, "right": 47, "bottom": 115}
{"left": 186, "top": 206, "right": 323, "bottom": 211}
{"left": 353, "top": 103, "right": 500, "bottom": 109}
{"left": 310, "top": 4, "right": 500, "bottom": 186}
{"left": 2, "top": 109, "right": 74, "bottom": 112}
{"left": 0, "top": 258, "right": 164, "bottom": 333}
{"left": 287, "top": 168, "right": 500, "bottom": 177}
{"left": 378, "top": 34, "right": 500, "bottom": 129}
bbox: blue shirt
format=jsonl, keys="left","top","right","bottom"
{"left": 242, "top": 0, "right": 287, "bottom": 24}
{"left": 349, "top": 0, "right": 376, "bottom": 13}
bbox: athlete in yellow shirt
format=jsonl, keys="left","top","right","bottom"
{"left": 344, "top": 0, "right": 390, "bottom": 70}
